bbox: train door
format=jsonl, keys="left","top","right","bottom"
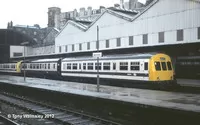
{"left": 57, "top": 59, "right": 62, "bottom": 75}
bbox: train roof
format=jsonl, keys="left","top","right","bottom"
{"left": 62, "top": 53, "right": 159, "bottom": 62}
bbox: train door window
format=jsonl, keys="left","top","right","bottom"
{"left": 167, "top": 62, "right": 172, "bottom": 70}
{"left": 113, "top": 63, "right": 116, "bottom": 70}
{"left": 79, "top": 63, "right": 81, "bottom": 69}
{"left": 53, "top": 64, "right": 56, "bottom": 69}
{"left": 45, "top": 64, "right": 47, "bottom": 69}
{"left": 87, "top": 63, "right": 93, "bottom": 70}
{"left": 83, "top": 63, "right": 86, "bottom": 70}
{"left": 95, "top": 63, "right": 101, "bottom": 70}
{"left": 37, "top": 64, "right": 39, "bottom": 69}
{"left": 103, "top": 62, "right": 110, "bottom": 70}
{"left": 40, "top": 64, "right": 42, "bottom": 69}
{"left": 73, "top": 63, "right": 78, "bottom": 70}
{"left": 144, "top": 62, "right": 148, "bottom": 70}
{"left": 67, "top": 63, "right": 71, "bottom": 70}
{"left": 154, "top": 62, "right": 161, "bottom": 71}
{"left": 48, "top": 64, "right": 50, "bottom": 69}
{"left": 130, "top": 62, "right": 140, "bottom": 70}
{"left": 30, "top": 64, "right": 32, "bottom": 69}
{"left": 198, "top": 27, "right": 200, "bottom": 39}
{"left": 161, "top": 62, "right": 167, "bottom": 71}
{"left": 120, "top": 62, "right": 128, "bottom": 70}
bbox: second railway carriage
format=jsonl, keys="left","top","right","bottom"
{"left": 21, "top": 58, "right": 62, "bottom": 78}
{"left": 0, "top": 61, "right": 22, "bottom": 74}
{"left": 61, "top": 53, "right": 176, "bottom": 86}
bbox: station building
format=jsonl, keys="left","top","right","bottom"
{"left": 55, "top": 0, "right": 200, "bottom": 57}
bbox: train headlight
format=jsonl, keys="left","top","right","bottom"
{"left": 157, "top": 77, "right": 160, "bottom": 80}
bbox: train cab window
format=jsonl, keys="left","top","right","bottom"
{"left": 155, "top": 62, "right": 161, "bottom": 71}
{"left": 161, "top": 62, "right": 167, "bottom": 71}
{"left": 87, "top": 63, "right": 93, "bottom": 70}
{"left": 83, "top": 63, "right": 86, "bottom": 70}
{"left": 167, "top": 62, "right": 172, "bottom": 70}
{"left": 95, "top": 63, "right": 101, "bottom": 70}
{"left": 67, "top": 63, "right": 71, "bottom": 70}
{"left": 103, "top": 62, "right": 110, "bottom": 70}
{"left": 130, "top": 62, "right": 140, "bottom": 70}
{"left": 73, "top": 63, "right": 77, "bottom": 70}
{"left": 120, "top": 62, "right": 128, "bottom": 70}
{"left": 113, "top": 63, "right": 116, "bottom": 70}
{"left": 144, "top": 62, "right": 148, "bottom": 70}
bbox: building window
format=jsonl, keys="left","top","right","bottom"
{"left": 59, "top": 46, "right": 61, "bottom": 53}
{"left": 65, "top": 45, "right": 68, "bottom": 52}
{"left": 79, "top": 44, "right": 82, "bottom": 51}
{"left": 129, "top": 36, "right": 133, "bottom": 45}
{"left": 117, "top": 38, "right": 121, "bottom": 47}
{"left": 106, "top": 40, "right": 109, "bottom": 48}
{"left": 87, "top": 42, "right": 90, "bottom": 50}
{"left": 198, "top": 27, "right": 200, "bottom": 39}
{"left": 177, "top": 29, "right": 183, "bottom": 41}
{"left": 143, "top": 34, "right": 148, "bottom": 44}
{"left": 72, "top": 44, "right": 74, "bottom": 51}
{"left": 159, "top": 32, "right": 164, "bottom": 43}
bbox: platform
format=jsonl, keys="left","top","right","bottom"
{"left": 177, "top": 79, "right": 200, "bottom": 87}
{"left": 0, "top": 75, "right": 200, "bottom": 113}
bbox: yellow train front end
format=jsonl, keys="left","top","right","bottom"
{"left": 149, "top": 54, "right": 175, "bottom": 83}
{"left": 16, "top": 61, "right": 22, "bottom": 73}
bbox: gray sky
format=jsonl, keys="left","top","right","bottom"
{"left": 0, "top": 0, "right": 146, "bottom": 29}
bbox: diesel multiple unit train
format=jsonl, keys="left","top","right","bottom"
{"left": 0, "top": 53, "right": 176, "bottom": 87}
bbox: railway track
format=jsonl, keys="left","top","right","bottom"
{"left": 0, "top": 114, "right": 19, "bottom": 125}
{"left": 0, "top": 92, "right": 122, "bottom": 125}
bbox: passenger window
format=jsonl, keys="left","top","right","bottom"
{"left": 73, "top": 63, "right": 78, "bottom": 70}
{"left": 161, "top": 62, "right": 167, "bottom": 71}
{"left": 155, "top": 62, "right": 161, "bottom": 71}
{"left": 167, "top": 62, "right": 172, "bottom": 70}
{"left": 95, "top": 63, "right": 101, "bottom": 70}
{"left": 87, "top": 63, "right": 93, "bottom": 70}
{"left": 67, "top": 63, "right": 71, "bottom": 70}
{"left": 103, "top": 62, "right": 110, "bottom": 70}
{"left": 130, "top": 62, "right": 140, "bottom": 70}
{"left": 120, "top": 62, "right": 128, "bottom": 70}
{"left": 144, "top": 62, "right": 148, "bottom": 70}
{"left": 45, "top": 64, "right": 47, "bottom": 69}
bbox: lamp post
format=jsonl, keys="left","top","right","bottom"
{"left": 97, "top": 26, "right": 100, "bottom": 92}
{"left": 21, "top": 42, "right": 29, "bottom": 82}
